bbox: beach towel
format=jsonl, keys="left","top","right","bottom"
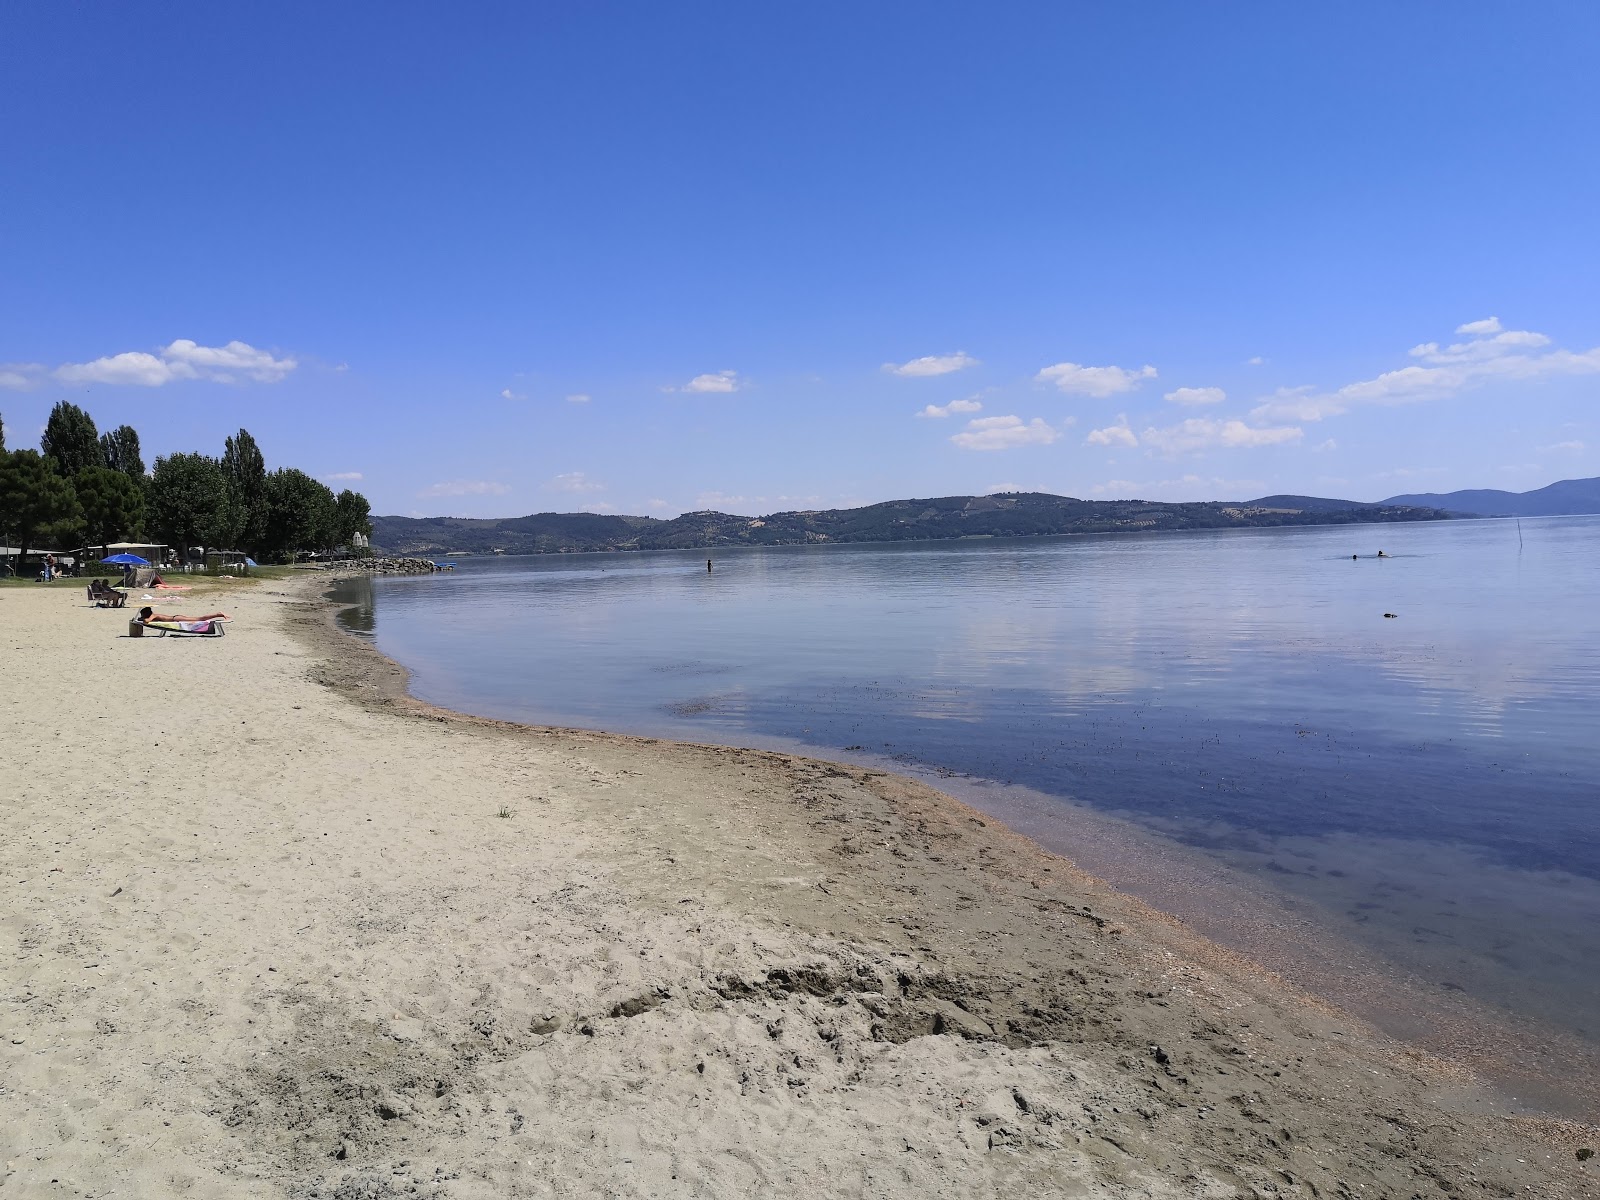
{"left": 153, "top": 584, "right": 192, "bottom": 591}
{"left": 134, "top": 619, "right": 226, "bottom": 637}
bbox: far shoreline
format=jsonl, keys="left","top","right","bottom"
{"left": 370, "top": 502, "right": 1475, "bottom": 562}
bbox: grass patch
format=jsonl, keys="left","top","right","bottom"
{"left": 496, "top": 805, "right": 516, "bottom": 819}
{"left": 0, "top": 576, "right": 103, "bottom": 589}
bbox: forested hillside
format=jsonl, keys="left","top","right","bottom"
{"left": 372, "top": 492, "right": 1449, "bottom": 556}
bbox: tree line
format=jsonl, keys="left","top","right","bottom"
{"left": 0, "top": 403, "right": 371, "bottom": 568}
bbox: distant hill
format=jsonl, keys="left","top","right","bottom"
{"left": 371, "top": 492, "right": 1449, "bottom": 556}
{"left": 1380, "top": 476, "right": 1600, "bottom": 517}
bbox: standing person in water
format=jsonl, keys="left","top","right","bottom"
{"left": 707, "top": 558, "right": 713, "bottom": 572}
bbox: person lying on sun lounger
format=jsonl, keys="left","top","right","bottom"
{"left": 131, "top": 607, "right": 230, "bottom": 637}
{"left": 136, "top": 606, "right": 232, "bottom": 623}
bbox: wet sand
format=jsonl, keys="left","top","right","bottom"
{"left": 1, "top": 575, "right": 1594, "bottom": 1198}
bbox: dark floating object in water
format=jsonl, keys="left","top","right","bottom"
{"left": 1383, "top": 612, "right": 1398, "bottom": 618}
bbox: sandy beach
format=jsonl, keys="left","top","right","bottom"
{"left": 2, "top": 575, "right": 1594, "bottom": 1199}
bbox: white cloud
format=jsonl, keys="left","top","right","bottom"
{"left": 670, "top": 370, "right": 740, "bottom": 394}
{"left": 950, "top": 415, "right": 1060, "bottom": 451}
{"left": 53, "top": 339, "right": 296, "bottom": 387}
{"left": 1541, "top": 440, "right": 1585, "bottom": 452}
{"left": 1408, "top": 329, "right": 1550, "bottom": 365}
{"left": 0, "top": 363, "right": 43, "bottom": 390}
{"left": 160, "top": 338, "right": 296, "bottom": 382}
{"left": 1246, "top": 356, "right": 1267, "bottom": 366}
{"left": 545, "top": 471, "right": 605, "bottom": 493}
{"left": 417, "top": 480, "right": 510, "bottom": 498}
{"left": 580, "top": 501, "right": 619, "bottom": 514}
{"left": 1163, "top": 386, "right": 1225, "bottom": 406}
{"left": 916, "top": 397, "right": 984, "bottom": 419}
{"left": 1085, "top": 415, "right": 1138, "bottom": 448}
{"left": 566, "top": 393, "right": 591, "bottom": 404}
{"left": 1313, "top": 439, "right": 1338, "bottom": 453}
{"left": 1252, "top": 319, "right": 1600, "bottom": 422}
{"left": 325, "top": 471, "right": 364, "bottom": 481}
{"left": 55, "top": 351, "right": 179, "bottom": 387}
{"left": 500, "top": 388, "right": 525, "bottom": 401}
{"left": 1141, "top": 418, "right": 1303, "bottom": 456}
{"left": 1035, "top": 361, "right": 1157, "bottom": 397}
{"left": 1250, "top": 386, "right": 1348, "bottom": 423}
{"left": 984, "top": 482, "right": 1023, "bottom": 494}
{"left": 645, "top": 498, "right": 671, "bottom": 511}
{"left": 884, "top": 351, "right": 979, "bottom": 378}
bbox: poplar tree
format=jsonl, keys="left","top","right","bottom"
{"left": 99, "top": 425, "right": 145, "bottom": 480}
{"left": 221, "top": 428, "right": 268, "bottom": 552}
{"left": 40, "top": 401, "right": 100, "bottom": 477}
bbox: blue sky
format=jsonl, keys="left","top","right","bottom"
{"left": 3, "top": 2, "right": 1596, "bottom": 517}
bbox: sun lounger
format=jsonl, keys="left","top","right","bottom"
{"left": 129, "top": 618, "right": 226, "bottom": 637}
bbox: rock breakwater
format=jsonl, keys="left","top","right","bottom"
{"left": 332, "top": 557, "right": 446, "bottom": 575}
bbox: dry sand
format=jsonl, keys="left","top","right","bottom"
{"left": 2, "top": 576, "right": 1595, "bottom": 1198}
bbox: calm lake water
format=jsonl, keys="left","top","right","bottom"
{"left": 336, "top": 516, "right": 1600, "bottom": 1108}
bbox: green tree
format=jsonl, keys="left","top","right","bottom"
{"left": 40, "top": 401, "right": 101, "bottom": 477}
{"left": 333, "top": 488, "right": 372, "bottom": 549}
{"left": 221, "top": 428, "right": 268, "bottom": 553}
{"left": 261, "top": 468, "right": 337, "bottom": 560}
{"left": 148, "top": 452, "right": 233, "bottom": 560}
{"left": 99, "top": 425, "right": 145, "bottom": 479}
{"left": 0, "top": 450, "right": 82, "bottom": 572}
{"left": 75, "top": 465, "right": 147, "bottom": 548}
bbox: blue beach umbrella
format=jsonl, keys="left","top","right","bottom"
{"left": 102, "top": 553, "right": 150, "bottom": 565}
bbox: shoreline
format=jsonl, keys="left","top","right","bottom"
{"left": 331, "top": 564, "right": 1600, "bottom": 1125}
{"left": 2, "top": 572, "right": 1593, "bottom": 1197}
{"left": 306, "top": 576, "right": 1600, "bottom": 1140}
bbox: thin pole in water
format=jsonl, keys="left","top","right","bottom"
{"left": 1517, "top": 519, "right": 1524, "bottom": 550}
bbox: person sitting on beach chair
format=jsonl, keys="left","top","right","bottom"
{"left": 88, "top": 579, "right": 127, "bottom": 608}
